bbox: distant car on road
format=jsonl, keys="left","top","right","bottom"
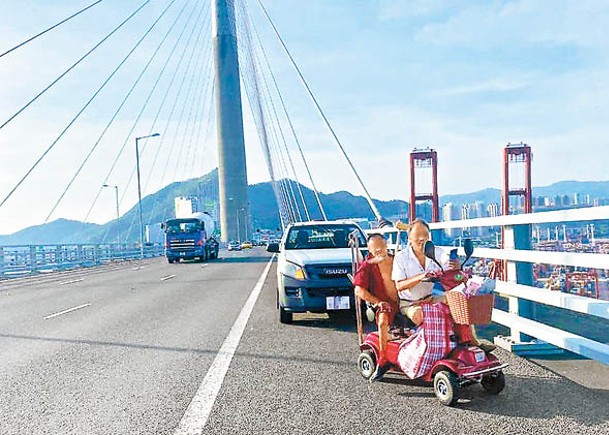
{"left": 267, "top": 220, "right": 367, "bottom": 324}
{"left": 227, "top": 241, "right": 242, "bottom": 251}
{"left": 241, "top": 241, "right": 253, "bottom": 249}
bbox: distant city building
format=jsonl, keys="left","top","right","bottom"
{"left": 554, "top": 195, "right": 562, "bottom": 207}
{"left": 442, "top": 202, "right": 459, "bottom": 237}
{"left": 487, "top": 202, "right": 499, "bottom": 217}
{"left": 460, "top": 203, "right": 480, "bottom": 237}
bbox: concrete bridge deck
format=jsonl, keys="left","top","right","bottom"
{"left": 0, "top": 249, "right": 607, "bottom": 434}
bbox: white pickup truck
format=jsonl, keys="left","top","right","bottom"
{"left": 267, "top": 220, "right": 367, "bottom": 324}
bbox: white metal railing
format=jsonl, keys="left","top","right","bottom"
{"left": 428, "top": 205, "right": 609, "bottom": 365}
{"left": 0, "top": 243, "right": 165, "bottom": 279}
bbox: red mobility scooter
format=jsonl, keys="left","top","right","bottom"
{"left": 351, "top": 238, "right": 508, "bottom": 406}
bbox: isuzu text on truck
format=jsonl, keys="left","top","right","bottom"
{"left": 162, "top": 212, "right": 219, "bottom": 263}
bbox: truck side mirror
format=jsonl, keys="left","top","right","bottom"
{"left": 267, "top": 242, "right": 280, "bottom": 253}
{"left": 160, "top": 223, "right": 165, "bottom": 229}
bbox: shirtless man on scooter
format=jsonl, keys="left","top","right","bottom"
{"left": 353, "top": 234, "right": 400, "bottom": 382}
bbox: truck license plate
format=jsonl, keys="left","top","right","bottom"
{"left": 326, "top": 296, "right": 350, "bottom": 310}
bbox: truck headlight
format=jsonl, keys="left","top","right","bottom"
{"left": 281, "top": 261, "right": 306, "bottom": 280}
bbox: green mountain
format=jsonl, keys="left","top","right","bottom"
{"left": 2, "top": 169, "right": 609, "bottom": 246}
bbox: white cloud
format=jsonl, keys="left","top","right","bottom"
{"left": 439, "top": 76, "right": 531, "bottom": 96}
{"left": 375, "top": 0, "right": 453, "bottom": 21}
{"left": 414, "top": 0, "right": 609, "bottom": 49}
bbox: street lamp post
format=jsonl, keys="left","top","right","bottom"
{"left": 236, "top": 210, "right": 241, "bottom": 242}
{"left": 102, "top": 184, "right": 120, "bottom": 252}
{"left": 240, "top": 207, "right": 247, "bottom": 241}
{"left": 135, "top": 133, "right": 160, "bottom": 259}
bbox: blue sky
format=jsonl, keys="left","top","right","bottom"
{"left": 1, "top": 0, "right": 608, "bottom": 234}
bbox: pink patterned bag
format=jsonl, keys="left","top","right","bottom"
{"left": 397, "top": 303, "right": 456, "bottom": 379}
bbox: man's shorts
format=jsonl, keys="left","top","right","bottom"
{"left": 399, "top": 296, "right": 438, "bottom": 325}
{"left": 375, "top": 301, "right": 398, "bottom": 325}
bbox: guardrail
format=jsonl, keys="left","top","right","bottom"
{"left": 0, "top": 243, "right": 165, "bottom": 279}
{"left": 428, "top": 205, "right": 609, "bottom": 365}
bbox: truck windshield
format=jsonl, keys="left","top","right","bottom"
{"left": 284, "top": 224, "right": 365, "bottom": 250}
{"left": 165, "top": 219, "right": 201, "bottom": 234}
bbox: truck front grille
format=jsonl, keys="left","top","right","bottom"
{"left": 169, "top": 239, "right": 196, "bottom": 251}
{"left": 305, "top": 264, "right": 352, "bottom": 280}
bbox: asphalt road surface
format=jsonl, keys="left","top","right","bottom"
{"left": 1, "top": 248, "right": 608, "bottom": 434}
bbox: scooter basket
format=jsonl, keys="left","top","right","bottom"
{"left": 445, "top": 291, "right": 494, "bottom": 325}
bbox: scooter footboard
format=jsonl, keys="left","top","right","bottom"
{"left": 460, "top": 363, "right": 509, "bottom": 379}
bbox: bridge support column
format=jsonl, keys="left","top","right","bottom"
{"left": 213, "top": 0, "right": 249, "bottom": 243}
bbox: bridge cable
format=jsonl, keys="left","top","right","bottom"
{"left": 44, "top": 0, "right": 184, "bottom": 224}
{"left": 245, "top": 4, "right": 327, "bottom": 220}
{"left": 238, "top": 1, "right": 311, "bottom": 222}
{"left": 241, "top": 54, "right": 296, "bottom": 225}
{"left": 254, "top": 48, "right": 307, "bottom": 222}
{"left": 189, "top": 74, "right": 215, "bottom": 179}
{"left": 95, "top": 1, "right": 209, "bottom": 244}
{"left": 180, "top": 50, "right": 215, "bottom": 179}
{"left": 235, "top": 9, "right": 298, "bottom": 225}
{"left": 120, "top": 6, "right": 211, "bottom": 239}
{"left": 0, "top": 0, "right": 169, "bottom": 212}
{"left": 134, "top": 10, "right": 213, "bottom": 234}
{"left": 0, "top": 0, "right": 105, "bottom": 59}
{"left": 168, "top": 41, "right": 213, "bottom": 188}
{"left": 80, "top": 0, "right": 203, "bottom": 232}
{"left": 237, "top": 47, "right": 289, "bottom": 227}
{"left": 236, "top": 18, "right": 294, "bottom": 228}
{"left": 0, "top": 0, "right": 150, "bottom": 132}
{"left": 146, "top": 21, "right": 212, "bottom": 224}
{"left": 138, "top": 2, "right": 211, "bottom": 195}
{"left": 255, "top": 0, "right": 382, "bottom": 221}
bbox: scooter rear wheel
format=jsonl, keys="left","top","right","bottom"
{"left": 433, "top": 370, "right": 460, "bottom": 406}
{"left": 358, "top": 350, "right": 376, "bottom": 380}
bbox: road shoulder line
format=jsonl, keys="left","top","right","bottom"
{"left": 173, "top": 255, "right": 275, "bottom": 435}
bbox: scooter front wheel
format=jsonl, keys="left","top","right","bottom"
{"left": 358, "top": 350, "right": 376, "bottom": 380}
{"left": 433, "top": 370, "right": 460, "bottom": 406}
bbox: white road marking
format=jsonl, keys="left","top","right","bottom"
{"left": 161, "top": 274, "right": 176, "bottom": 281}
{"left": 174, "top": 255, "right": 275, "bottom": 435}
{"left": 59, "top": 278, "right": 83, "bottom": 285}
{"left": 44, "top": 303, "right": 91, "bottom": 320}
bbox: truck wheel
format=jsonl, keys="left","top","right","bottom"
{"left": 358, "top": 350, "right": 376, "bottom": 380}
{"left": 481, "top": 371, "right": 505, "bottom": 395}
{"left": 167, "top": 258, "right": 174, "bottom": 264}
{"left": 434, "top": 371, "right": 460, "bottom": 406}
{"left": 279, "top": 306, "right": 293, "bottom": 324}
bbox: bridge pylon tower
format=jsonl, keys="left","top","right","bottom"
{"left": 213, "top": 0, "right": 249, "bottom": 242}
{"left": 409, "top": 148, "right": 439, "bottom": 223}
{"left": 500, "top": 142, "right": 535, "bottom": 341}
{"left": 502, "top": 142, "right": 532, "bottom": 215}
